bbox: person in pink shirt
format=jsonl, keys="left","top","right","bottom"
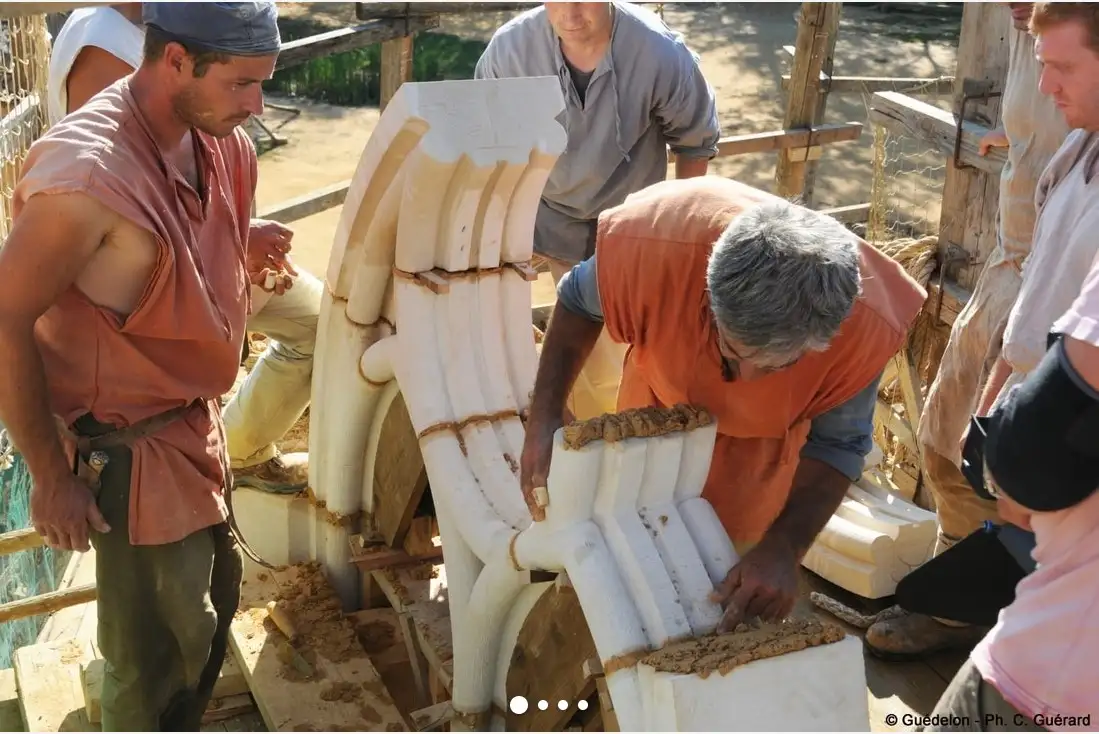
{"left": 924, "top": 4, "right": 1099, "bottom": 730}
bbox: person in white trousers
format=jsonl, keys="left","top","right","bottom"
{"left": 47, "top": 2, "right": 319, "bottom": 493}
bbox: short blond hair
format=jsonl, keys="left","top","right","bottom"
{"left": 1031, "top": 3, "right": 1099, "bottom": 54}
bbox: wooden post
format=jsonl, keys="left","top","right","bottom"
{"left": 936, "top": 5, "right": 1010, "bottom": 294}
{"left": 380, "top": 34, "right": 414, "bottom": 112}
{"left": 775, "top": 2, "right": 841, "bottom": 202}
{"left": 909, "top": 4, "right": 1009, "bottom": 509}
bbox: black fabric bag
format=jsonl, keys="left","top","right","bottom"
{"left": 894, "top": 522, "right": 1035, "bottom": 627}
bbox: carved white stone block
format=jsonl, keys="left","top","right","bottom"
{"left": 311, "top": 77, "right": 870, "bottom": 730}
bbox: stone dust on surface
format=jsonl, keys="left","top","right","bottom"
{"left": 641, "top": 617, "right": 846, "bottom": 678}
{"left": 356, "top": 619, "right": 397, "bottom": 654}
{"left": 272, "top": 562, "right": 361, "bottom": 666}
{"left": 562, "top": 404, "right": 713, "bottom": 450}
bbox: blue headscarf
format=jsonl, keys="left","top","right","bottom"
{"left": 142, "top": 2, "right": 281, "bottom": 56}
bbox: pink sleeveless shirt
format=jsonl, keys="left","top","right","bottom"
{"left": 14, "top": 78, "right": 256, "bottom": 546}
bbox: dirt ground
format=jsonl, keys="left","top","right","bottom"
{"left": 256, "top": 2, "right": 958, "bottom": 277}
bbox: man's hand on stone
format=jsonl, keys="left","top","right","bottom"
{"left": 248, "top": 219, "right": 298, "bottom": 287}
{"left": 978, "top": 128, "right": 1009, "bottom": 156}
{"left": 519, "top": 415, "right": 560, "bottom": 522}
{"left": 31, "top": 468, "right": 110, "bottom": 552}
{"left": 710, "top": 538, "right": 799, "bottom": 633}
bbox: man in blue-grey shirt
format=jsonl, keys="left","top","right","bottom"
{"left": 475, "top": 2, "right": 721, "bottom": 279}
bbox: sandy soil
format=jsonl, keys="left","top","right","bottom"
{"left": 256, "top": 3, "right": 958, "bottom": 277}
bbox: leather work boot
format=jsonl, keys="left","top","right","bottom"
{"left": 864, "top": 609, "right": 989, "bottom": 661}
{"left": 232, "top": 451, "right": 309, "bottom": 495}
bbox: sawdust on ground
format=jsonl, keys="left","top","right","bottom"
{"left": 641, "top": 617, "right": 846, "bottom": 678}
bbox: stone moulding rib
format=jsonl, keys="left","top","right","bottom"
{"left": 313, "top": 76, "right": 872, "bottom": 731}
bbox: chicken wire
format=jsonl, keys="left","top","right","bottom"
{"left": 0, "top": 13, "right": 63, "bottom": 670}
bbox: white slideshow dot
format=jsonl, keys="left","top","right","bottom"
{"left": 509, "top": 696, "right": 528, "bottom": 715}
{"left": 578, "top": 700, "right": 589, "bottom": 711}
{"left": 538, "top": 699, "right": 549, "bottom": 711}
{"left": 558, "top": 700, "right": 569, "bottom": 711}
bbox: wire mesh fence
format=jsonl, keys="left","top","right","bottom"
{"left": 0, "top": 12, "right": 65, "bottom": 669}
{"left": 864, "top": 112, "right": 952, "bottom": 503}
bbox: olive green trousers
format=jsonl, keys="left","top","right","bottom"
{"left": 79, "top": 414, "right": 243, "bottom": 732}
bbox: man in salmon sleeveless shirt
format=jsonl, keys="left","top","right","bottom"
{"left": 522, "top": 176, "right": 926, "bottom": 631}
{"left": 0, "top": 4, "right": 282, "bottom": 729}
{"left": 48, "top": 1, "right": 319, "bottom": 496}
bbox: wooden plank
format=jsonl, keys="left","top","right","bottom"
{"left": 261, "top": 123, "right": 863, "bottom": 227}
{"left": 257, "top": 179, "right": 352, "bottom": 224}
{"left": 370, "top": 564, "right": 454, "bottom": 692}
{"left": 410, "top": 700, "right": 453, "bottom": 731}
{"left": 0, "top": 527, "right": 43, "bottom": 557}
{"left": 347, "top": 608, "right": 410, "bottom": 671}
{"left": 371, "top": 390, "right": 430, "bottom": 549}
{"left": 229, "top": 560, "right": 408, "bottom": 731}
{"left": 820, "top": 202, "right": 871, "bottom": 224}
{"left": 380, "top": 34, "right": 414, "bottom": 112}
{"left": 782, "top": 75, "right": 955, "bottom": 95}
{"left": 869, "top": 91, "right": 1008, "bottom": 177}
{"left": 349, "top": 537, "right": 444, "bottom": 573}
{"left": 0, "top": 668, "right": 22, "bottom": 733}
{"left": 0, "top": 2, "right": 108, "bottom": 17}
{"left": 82, "top": 653, "right": 249, "bottom": 725}
{"left": 13, "top": 638, "right": 94, "bottom": 732}
{"left": 357, "top": 2, "right": 563, "bottom": 18}
{"left": 875, "top": 398, "right": 915, "bottom": 450}
{"left": 274, "top": 17, "right": 440, "bottom": 72}
{"left": 0, "top": 584, "right": 96, "bottom": 624}
{"left": 201, "top": 695, "right": 257, "bottom": 724}
{"left": 775, "top": 2, "right": 841, "bottom": 202}
{"left": 800, "top": 569, "right": 950, "bottom": 731}
{"left": 504, "top": 585, "right": 598, "bottom": 732}
{"left": 926, "top": 277, "right": 971, "bottom": 327}
{"left": 670, "top": 121, "right": 863, "bottom": 162}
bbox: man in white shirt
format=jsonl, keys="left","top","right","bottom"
{"left": 867, "top": 2, "right": 1072, "bottom": 660}
{"left": 48, "top": 3, "right": 320, "bottom": 494}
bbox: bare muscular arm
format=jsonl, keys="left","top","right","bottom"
{"left": 66, "top": 46, "right": 135, "bottom": 114}
{"left": 0, "top": 192, "right": 116, "bottom": 548}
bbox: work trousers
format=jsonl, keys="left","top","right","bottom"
{"left": 223, "top": 268, "right": 323, "bottom": 469}
{"left": 918, "top": 256, "right": 1021, "bottom": 554}
{"left": 924, "top": 448, "right": 998, "bottom": 556}
{"left": 543, "top": 255, "right": 627, "bottom": 421}
{"left": 81, "top": 413, "right": 243, "bottom": 732}
{"left": 921, "top": 657, "right": 1044, "bottom": 732}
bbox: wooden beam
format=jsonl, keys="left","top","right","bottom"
{"left": 775, "top": 2, "right": 842, "bottom": 202}
{"left": 257, "top": 179, "right": 352, "bottom": 223}
{"left": 869, "top": 91, "right": 1007, "bottom": 176}
{"left": 820, "top": 202, "right": 871, "bottom": 224}
{"left": 782, "top": 75, "right": 955, "bottom": 95}
{"left": 0, "top": 526, "right": 44, "bottom": 556}
{"left": 348, "top": 534, "right": 444, "bottom": 573}
{"left": 926, "top": 277, "right": 972, "bottom": 327}
{"left": 0, "top": 583, "right": 96, "bottom": 624}
{"left": 357, "top": 2, "right": 657, "bottom": 18}
{"left": 274, "top": 17, "right": 439, "bottom": 72}
{"left": 264, "top": 124, "right": 863, "bottom": 226}
{"left": 669, "top": 121, "right": 863, "bottom": 163}
{"left": 0, "top": 2, "right": 108, "bottom": 17}
{"left": 380, "top": 35, "right": 415, "bottom": 112}
{"left": 933, "top": 3, "right": 1011, "bottom": 296}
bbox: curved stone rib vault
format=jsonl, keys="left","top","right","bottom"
{"left": 310, "top": 77, "right": 869, "bottom": 731}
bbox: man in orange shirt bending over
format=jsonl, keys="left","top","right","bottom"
{"left": 521, "top": 176, "right": 926, "bottom": 629}
{"left": 0, "top": 4, "right": 283, "bottom": 730}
